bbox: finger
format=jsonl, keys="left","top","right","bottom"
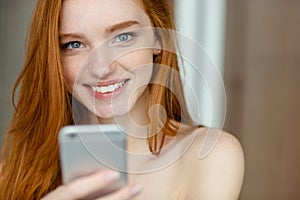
{"left": 64, "top": 169, "right": 121, "bottom": 199}
{"left": 42, "top": 169, "right": 120, "bottom": 200}
{"left": 97, "top": 184, "right": 142, "bottom": 200}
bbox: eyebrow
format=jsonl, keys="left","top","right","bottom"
{"left": 59, "top": 33, "right": 87, "bottom": 41}
{"left": 59, "top": 20, "right": 141, "bottom": 41}
{"left": 106, "top": 20, "right": 141, "bottom": 33}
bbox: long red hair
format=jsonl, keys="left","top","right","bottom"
{"left": 0, "top": 0, "right": 199, "bottom": 199}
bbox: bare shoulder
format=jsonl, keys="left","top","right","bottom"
{"left": 198, "top": 127, "right": 244, "bottom": 160}
{"left": 183, "top": 127, "right": 245, "bottom": 200}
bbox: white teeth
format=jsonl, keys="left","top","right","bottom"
{"left": 92, "top": 80, "right": 126, "bottom": 93}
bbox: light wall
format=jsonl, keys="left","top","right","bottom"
{"left": 174, "top": 0, "right": 227, "bottom": 128}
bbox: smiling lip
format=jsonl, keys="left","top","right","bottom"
{"left": 86, "top": 79, "right": 129, "bottom": 100}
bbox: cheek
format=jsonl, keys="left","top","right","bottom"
{"left": 62, "top": 58, "right": 83, "bottom": 88}
{"left": 64, "top": 67, "right": 76, "bottom": 86}
{"left": 130, "top": 50, "right": 154, "bottom": 84}
{"left": 120, "top": 49, "right": 154, "bottom": 71}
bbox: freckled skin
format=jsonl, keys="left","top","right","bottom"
{"left": 60, "top": 0, "right": 160, "bottom": 120}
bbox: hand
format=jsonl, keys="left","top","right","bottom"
{"left": 41, "top": 169, "right": 142, "bottom": 200}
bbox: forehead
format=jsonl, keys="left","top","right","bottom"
{"left": 60, "top": 0, "right": 151, "bottom": 32}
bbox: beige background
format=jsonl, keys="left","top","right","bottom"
{"left": 224, "top": 0, "right": 300, "bottom": 199}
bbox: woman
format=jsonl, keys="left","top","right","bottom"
{"left": 0, "top": 0, "right": 244, "bottom": 199}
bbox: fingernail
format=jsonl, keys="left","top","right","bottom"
{"left": 105, "top": 171, "right": 120, "bottom": 181}
{"left": 131, "top": 184, "right": 143, "bottom": 196}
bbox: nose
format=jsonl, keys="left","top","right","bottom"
{"left": 84, "top": 44, "right": 118, "bottom": 79}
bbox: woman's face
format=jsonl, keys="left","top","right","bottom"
{"left": 60, "top": 0, "right": 161, "bottom": 119}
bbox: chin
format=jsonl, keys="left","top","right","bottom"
{"left": 94, "top": 103, "right": 133, "bottom": 120}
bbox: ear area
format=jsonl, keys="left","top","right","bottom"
{"left": 153, "top": 36, "right": 162, "bottom": 55}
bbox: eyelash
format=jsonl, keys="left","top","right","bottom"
{"left": 60, "top": 41, "right": 84, "bottom": 50}
{"left": 60, "top": 32, "right": 136, "bottom": 51}
{"left": 112, "top": 32, "right": 135, "bottom": 45}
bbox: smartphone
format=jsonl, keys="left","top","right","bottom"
{"left": 58, "top": 124, "right": 127, "bottom": 196}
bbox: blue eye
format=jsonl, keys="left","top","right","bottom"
{"left": 114, "top": 33, "right": 134, "bottom": 44}
{"left": 62, "top": 41, "right": 83, "bottom": 49}
{"left": 118, "top": 34, "right": 131, "bottom": 41}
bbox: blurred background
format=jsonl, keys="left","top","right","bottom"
{"left": 1, "top": 0, "right": 300, "bottom": 199}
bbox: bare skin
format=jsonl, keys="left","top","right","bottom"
{"left": 127, "top": 128, "right": 245, "bottom": 200}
